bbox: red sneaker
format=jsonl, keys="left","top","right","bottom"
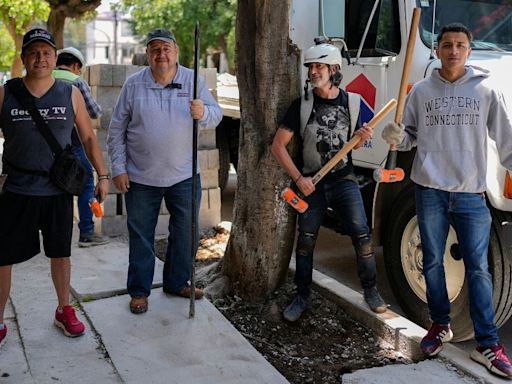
{"left": 0, "top": 325, "right": 6, "bottom": 346}
{"left": 54, "top": 305, "right": 85, "bottom": 337}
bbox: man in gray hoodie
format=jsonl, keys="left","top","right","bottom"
{"left": 382, "top": 23, "right": 512, "bottom": 378}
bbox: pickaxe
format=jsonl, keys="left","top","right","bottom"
{"left": 373, "top": 7, "right": 421, "bottom": 183}
{"left": 283, "top": 98, "right": 398, "bottom": 213}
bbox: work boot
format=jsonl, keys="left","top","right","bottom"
{"left": 283, "top": 295, "right": 309, "bottom": 322}
{"left": 363, "top": 286, "right": 387, "bottom": 313}
{"left": 78, "top": 233, "right": 110, "bottom": 248}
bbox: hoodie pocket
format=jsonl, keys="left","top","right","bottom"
{"left": 416, "top": 150, "right": 476, "bottom": 187}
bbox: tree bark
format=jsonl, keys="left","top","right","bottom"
{"left": 47, "top": 9, "right": 67, "bottom": 49}
{"left": 222, "top": 0, "right": 302, "bottom": 300}
{"left": 5, "top": 20, "right": 24, "bottom": 77}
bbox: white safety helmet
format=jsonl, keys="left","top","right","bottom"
{"left": 57, "top": 47, "right": 85, "bottom": 68}
{"left": 303, "top": 43, "right": 342, "bottom": 68}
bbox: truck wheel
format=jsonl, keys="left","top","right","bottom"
{"left": 216, "top": 126, "right": 230, "bottom": 191}
{"left": 384, "top": 191, "right": 512, "bottom": 342}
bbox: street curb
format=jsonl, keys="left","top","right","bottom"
{"left": 289, "top": 261, "right": 500, "bottom": 384}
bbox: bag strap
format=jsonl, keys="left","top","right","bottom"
{"left": 6, "top": 78, "right": 63, "bottom": 156}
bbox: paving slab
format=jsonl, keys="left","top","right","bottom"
{"left": 343, "top": 360, "right": 481, "bottom": 383}
{"left": 8, "top": 254, "right": 121, "bottom": 383}
{"left": 70, "top": 239, "right": 164, "bottom": 301}
{"left": 82, "top": 288, "right": 289, "bottom": 384}
{"left": 0, "top": 319, "right": 34, "bottom": 384}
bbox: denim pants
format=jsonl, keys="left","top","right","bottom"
{"left": 295, "top": 178, "right": 376, "bottom": 298}
{"left": 125, "top": 176, "right": 201, "bottom": 298}
{"left": 415, "top": 185, "right": 498, "bottom": 347}
{"left": 72, "top": 143, "right": 95, "bottom": 236}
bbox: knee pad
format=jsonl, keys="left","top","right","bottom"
{"left": 352, "top": 233, "right": 373, "bottom": 258}
{"left": 296, "top": 231, "right": 317, "bottom": 257}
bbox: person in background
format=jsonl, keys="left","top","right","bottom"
{"left": 53, "top": 47, "right": 109, "bottom": 247}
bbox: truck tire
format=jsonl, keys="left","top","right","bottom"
{"left": 383, "top": 190, "right": 512, "bottom": 342}
{"left": 216, "top": 126, "right": 230, "bottom": 191}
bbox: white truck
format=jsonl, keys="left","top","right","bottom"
{"left": 300, "top": 0, "right": 512, "bottom": 341}
{"left": 216, "top": 0, "right": 512, "bottom": 341}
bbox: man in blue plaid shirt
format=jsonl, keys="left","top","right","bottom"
{"left": 53, "top": 47, "right": 109, "bottom": 247}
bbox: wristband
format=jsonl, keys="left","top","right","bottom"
{"left": 294, "top": 175, "right": 303, "bottom": 183}
{"left": 98, "top": 175, "right": 110, "bottom": 181}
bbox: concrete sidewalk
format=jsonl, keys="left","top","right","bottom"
{"left": 0, "top": 237, "right": 287, "bottom": 384}
{"left": 0, "top": 235, "right": 506, "bottom": 383}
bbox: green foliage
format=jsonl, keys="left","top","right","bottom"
{"left": 0, "top": 0, "right": 49, "bottom": 34}
{"left": 0, "top": 22, "right": 15, "bottom": 72}
{"left": 122, "top": 0, "right": 237, "bottom": 69}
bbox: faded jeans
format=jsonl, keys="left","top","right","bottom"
{"left": 415, "top": 185, "right": 498, "bottom": 347}
{"left": 125, "top": 176, "right": 201, "bottom": 298}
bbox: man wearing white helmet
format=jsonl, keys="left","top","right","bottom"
{"left": 53, "top": 47, "right": 109, "bottom": 247}
{"left": 272, "top": 42, "right": 387, "bottom": 321}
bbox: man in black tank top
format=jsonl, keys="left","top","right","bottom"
{"left": 0, "top": 28, "right": 110, "bottom": 343}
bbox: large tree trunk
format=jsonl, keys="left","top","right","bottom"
{"left": 47, "top": 9, "right": 66, "bottom": 49}
{"left": 222, "top": 0, "right": 301, "bottom": 300}
{"left": 5, "top": 20, "right": 24, "bottom": 77}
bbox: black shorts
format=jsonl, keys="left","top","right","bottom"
{"left": 0, "top": 191, "right": 73, "bottom": 266}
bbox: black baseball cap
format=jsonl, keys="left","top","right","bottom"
{"left": 146, "top": 28, "right": 176, "bottom": 46}
{"left": 22, "top": 28, "right": 57, "bottom": 49}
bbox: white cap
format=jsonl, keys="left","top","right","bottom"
{"left": 58, "top": 47, "right": 85, "bottom": 68}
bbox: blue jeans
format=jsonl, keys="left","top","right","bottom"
{"left": 295, "top": 177, "right": 376, "bottom": 297}
{"left": 124, "top": 176, "right": 201, "bottom": 297}
{"left": 72, "top": 142, "right": 95, "bottom": 236}
{"left": 415, "top": 185, "right": 498, "bottom": 347}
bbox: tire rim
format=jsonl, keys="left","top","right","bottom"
{"left": 400, "top": 216, "right": 466, "bottom": 303}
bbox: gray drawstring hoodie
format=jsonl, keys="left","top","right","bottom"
{"left": 399, "top": 66, "right": 512, "bottom": 193}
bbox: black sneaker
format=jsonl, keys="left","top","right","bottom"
{"left": 283, "top": 295, "right": 309, "bottom": 322}
{"left": 78, "top": 233, "right": 110, "bottom": 248}
{"left": 364, "top": 286, "right": 387, "bottom": 313}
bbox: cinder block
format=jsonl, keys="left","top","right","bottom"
{"left": 199, "top": 149, "right": 219, "bottom": 170}
{"left": 98, "top": 108, "right": 113, "bottom": 131}
{"left": 199, "top": 206, "right": 221, "bottom": 229}
{"left": 103, "top": 193, "right": 125, "bottom": 217}
{"left": 82, "top": 67, "right": 90, "bottom": 84}
{"left": 100, "top": 215, "right": 127, "bottom": 236}
{"left": 200, "top": 187, "right": 221, "bottom": 210}
{"left": 89, "top": 64, "right": 113, "bottom": 87}
{"left": 200, "top": 169, "right": 218, "bottom": 189}
{"left": 198, "top": 127, "right": 216, "bottom": 149}
{"left": 199, "top": 68, "right": 217, "bottom": 90}
{"left": 112, "top": 65, "right": 127, "bottom": 87}
{"left": 92, "top": 87, "right": 122, "bottom": 110}
{"left": 125, "top": 65, "right": 144, "bottom": 80}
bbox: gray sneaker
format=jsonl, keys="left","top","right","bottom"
{"left": 283, "top": 295, "right": 309, "bottom": 322}
{"left": 364, "top": 286, "right": 387, "bottom": 313}
{"left": 78, "top": 233, "right": 110, "bottom": 248}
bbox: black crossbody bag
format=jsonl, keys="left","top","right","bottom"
{"left": 5, "top": 78, "right": 87, "bottom": 196}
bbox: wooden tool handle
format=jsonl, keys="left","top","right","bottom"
{"left": 312, "top": 98, "right": 397, "bottom": 184}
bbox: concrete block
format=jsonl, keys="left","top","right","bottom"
{"left": 112, "top": 65, "right": 127, "bottom": 87}
{"left": 199, "top": 127, "right": 216, "bottom": 149}
{"left": 89, "top": 64, "right": 113, "bottom": 87}
{"left": 125, "top": 65, "right": 144, "bottom": 80}
{"left": 199, "top": 68, "right": 217, "bottom": 90}
{"left": 198, "top": 149, "right": 219, "bottom": 170}
{"left": 101, "top": 213, "right": 170, "bottom": 237}
{"left": 82, "top": 66, "right": 90, "bottom": 83}
{"left": 200, "top": 169, "right": 218, "bottom": 189}
{"left": 199, "top": 205, "right": 221, "bottom": 229}
{"left": 98, "top": 108, "right": 113, "bottom": 131}
{"left": 103, "top": 193, "right": 125, "bottom": 217}
{"left": 201, "top": 187, "right": 221, "bottom": 210}
{"left": 92, "top": 87, "right": 121, "bottom": 110}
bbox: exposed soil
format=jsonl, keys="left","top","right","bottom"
{"left": 156, "top": 226, "right": 411, "bottom": 383}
